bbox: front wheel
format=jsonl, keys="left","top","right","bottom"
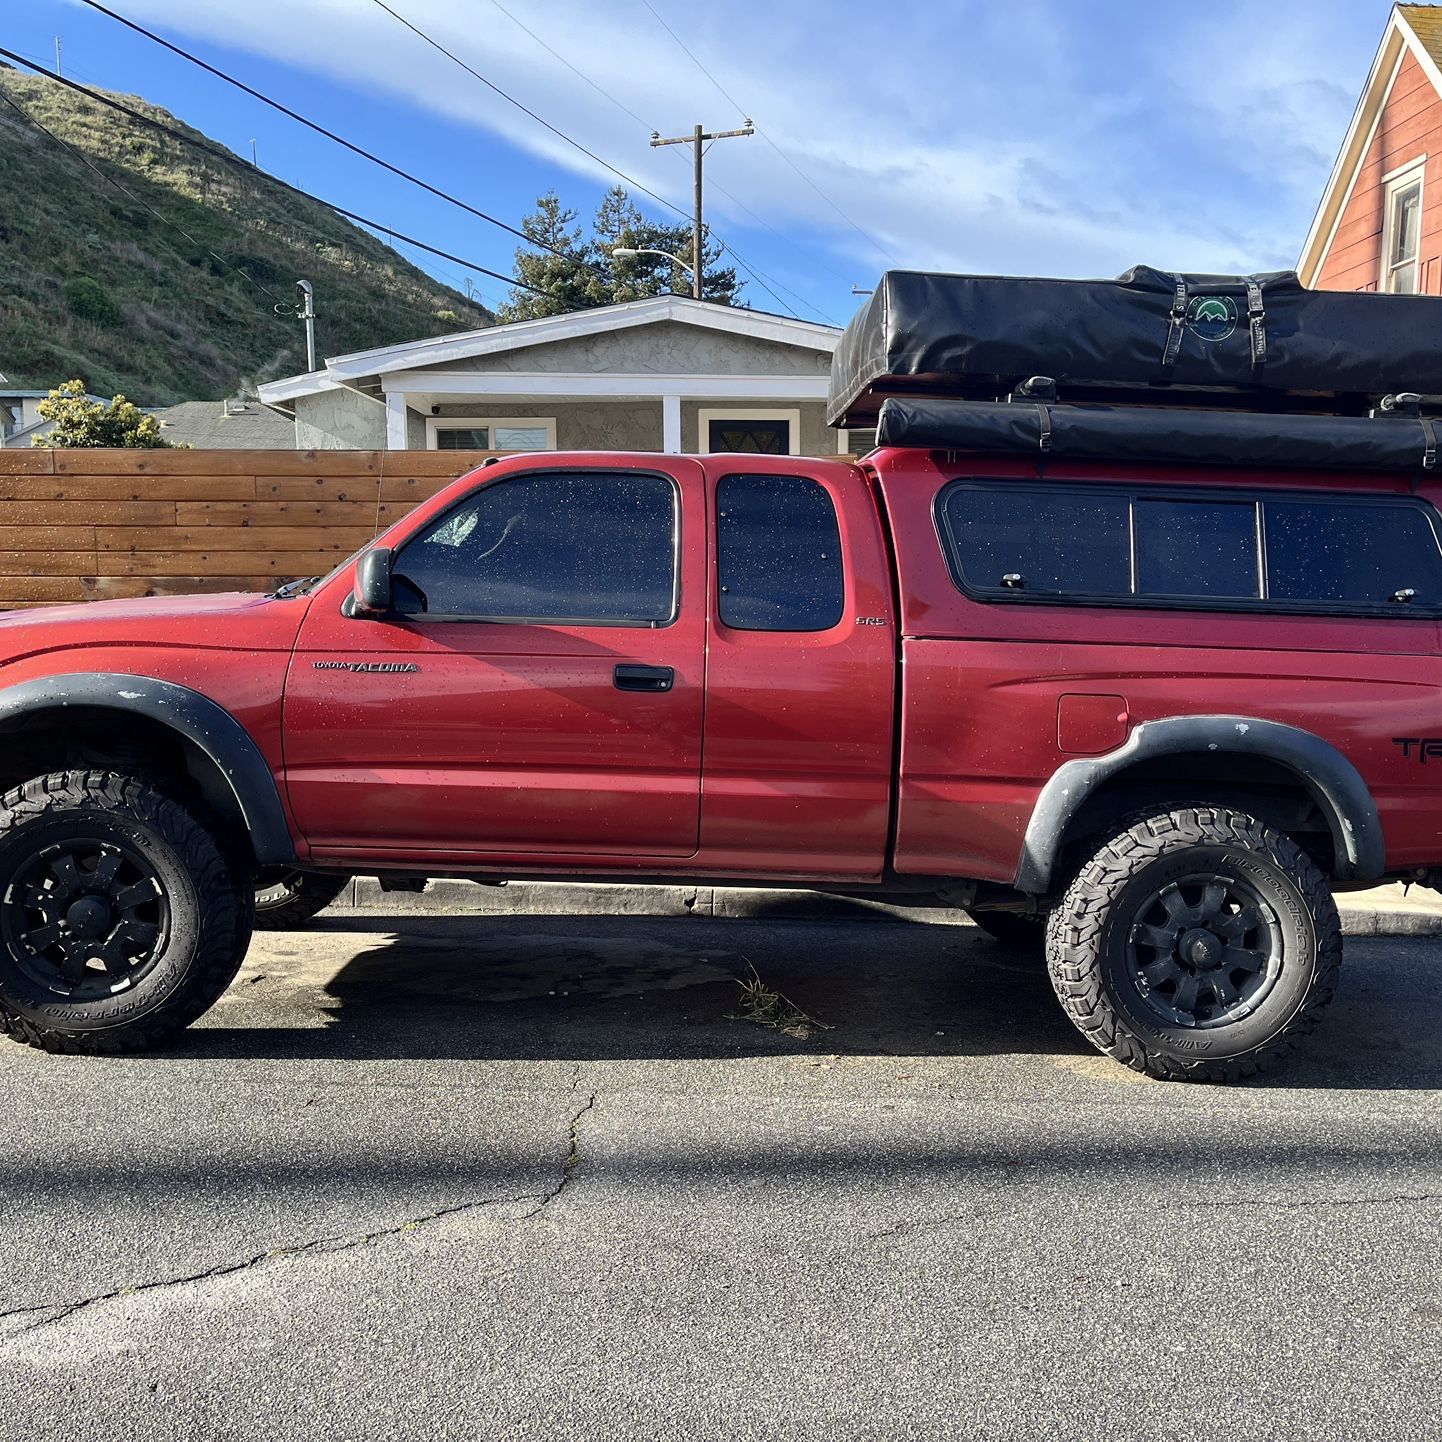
{"left": 1046, "top": 806, "right": 1341, "bottom": 1083}
{"left": 0, "top": 771, "right": 253, "bottom": 1054}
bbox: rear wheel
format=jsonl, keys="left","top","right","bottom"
{"left": 0, "top": 771, "right": 252, "bottom": 1054}
{"left": 1046, "top": 806, "right": 1341, "bottom": 1082}
{"left": 966, "top": 909, "right": 1047, "bottom": 949}
{"left": 254, "top": 871, "right": 350, "bottom": 929}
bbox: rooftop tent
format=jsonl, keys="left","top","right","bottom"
{"left": 827, "top": 266, "right": 1442, "bottom": 427}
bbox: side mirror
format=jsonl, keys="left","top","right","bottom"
{"left": 352, "top": 547, "right": 394, "bottom": 616}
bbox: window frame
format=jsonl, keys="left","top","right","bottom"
{"left": 389, "top": 466, "right": 683, "bottom": 628}
{"left": 714, "top": 471, "right": 846, "bottom": 633}
{"left": 933, "top": 478, "right": 1442, "bottom": 620}
{"left": 1380, "top": 157, "right": 1426, "bottom": 295}
{"left": 424, "top": 416, "right": 558, "bottom": 452}
{"left": 698, "top": 407, "right": 802, "bottom": 456}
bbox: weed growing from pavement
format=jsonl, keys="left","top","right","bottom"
{"left": 729, "top": 961, "right": 834, "bottom": 1041}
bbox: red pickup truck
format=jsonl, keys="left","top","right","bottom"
{"left": 3, "top": 266, "right": 1441, "bottom": 1081}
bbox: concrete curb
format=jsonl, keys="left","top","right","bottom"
{"left": 325, "top": 877, "right": 1442, "bottom": 938}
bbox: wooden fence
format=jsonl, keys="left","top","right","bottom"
{"left": 0, "top": 449, "right": 499, "bottom": 608}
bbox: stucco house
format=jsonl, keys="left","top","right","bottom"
{"left": 1300, "top": 3, "right": 1442, "bottom": 293}
{"left": 256, "top": 296, "right": 853, "bottom": 455}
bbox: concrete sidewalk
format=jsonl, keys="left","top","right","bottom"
{"left": 326, "top": 876, "right": 1442, "bottom": 937}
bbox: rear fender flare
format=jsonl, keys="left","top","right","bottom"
{"left": 0, "top": 672, "right": 295, "bottom": 865}
{"left": 1015, "top": 714, "right": 1384, "bottom": 893}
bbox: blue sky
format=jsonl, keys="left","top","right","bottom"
{"left": 8, "top": 0, "right": 1401, "bottom": 328}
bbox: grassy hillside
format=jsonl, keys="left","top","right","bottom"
{"left": 0, "top": 64, "right": 494, "bottom": 405}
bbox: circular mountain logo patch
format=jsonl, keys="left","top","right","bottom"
{"left": 1185, "top": 294, "right": 1238, "bottom": 342}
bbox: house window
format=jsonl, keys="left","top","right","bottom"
{"left": 424, "top": 417, "right": 557, "bottom": 452}
{"left": 698, "top": 408, "right": 802, "bottom": 456}
{"left": 1382, "top": 162, "right": 1425, "bottom": 294}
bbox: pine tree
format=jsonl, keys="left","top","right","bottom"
{"left": 500, "top": 186, "right": 743, "bottom": 319}
{"left": 497, "top": 192, "right": 597, "bottom": 321}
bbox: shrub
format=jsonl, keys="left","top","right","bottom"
{"left": 63, "top": 275, "right": 120, "bottom": 326}
{"left": 32, "top": 379, "right": 174, "bottom": 448}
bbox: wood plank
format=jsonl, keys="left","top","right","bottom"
{"left": 380, "top": 451, "right": 500, "bottom": 475}
{"left": 0, "top": 452, "right": 56, "bottom": 475}
{"left": 50, "top": 449, "right": 381, "bottom": 476}
{"left": 0, "top": 476, "right": 258, "bottom": 502}
{"left": 0, "top": 577, "right": 91, "bottom": 602}
{"left": 98, "top": 526, "right": 374, "bottom": 553}
{"left": 256, "top": 477, "right": 390, "bottom": 503}
{"left": 378, "top": 476, "right": 469, "bottom": 503}
{"left": 175, "top": 500, "right": 407, "bottom": 526}
{"left": 88, "top": 575, "right": 280, "bottom": 600}
{"left": 0, "top": 501, "right": 174, "bottom": 525}
{"left": 0, "top": 527, "right": 98, "bottom": 551}
{"left": 98, "top": 552, "right": 346, "bottom": 576}
{"left": 0, "top": 553, "right": 96, "bottom": 576}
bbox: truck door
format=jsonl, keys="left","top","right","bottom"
{"left": 697, "top": 458, "right": 896, "bottom": 880}
{"left": 284, "top": 460, "right": 707, "bottom": 864}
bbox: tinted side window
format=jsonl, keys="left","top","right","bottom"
{"left": 1134, "top": 498, "right": 1259, "bottom": 598}
{"left": 1265, "top": 501, "right": 1442, "bottom": 605}
{"left": 393, "top": 471, "right": 676, "bottom": 623}
{"left": 940, "top": 489, "right": 1130, "bottom": 595}
{"left": 717, "top": 474, "right": 844, "bottom": 630}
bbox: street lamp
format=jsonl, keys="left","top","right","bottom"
{"left": 611, "top": 246, "right": 698, "bottom": 286}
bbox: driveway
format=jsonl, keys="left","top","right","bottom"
{"left": 0, "top": 911, "right": 1439, "bottom": 1440}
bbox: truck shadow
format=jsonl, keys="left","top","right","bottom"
{"left": 171, "top": 914, "right": 1442, "bottom": 1090}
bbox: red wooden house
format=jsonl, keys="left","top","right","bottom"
{"left": 1300, "top": 4, "right": 1442, "bottom": 293}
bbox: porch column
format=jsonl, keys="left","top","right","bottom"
{"left": 385, "top": 392, "right": 408, "bottom": 450}
{"left": 662, "top": 393, "right": 682, "bottom": 454}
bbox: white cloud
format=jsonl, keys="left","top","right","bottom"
{"left": 76, "top": 0, "right": 1391, "bottom": 285}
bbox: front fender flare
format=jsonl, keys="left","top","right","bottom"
{"left": 0, "top": 672, "right": 295, "bottom": 866}
{"left": 1015, "top": 715, "right": 1385, "bottom": 894}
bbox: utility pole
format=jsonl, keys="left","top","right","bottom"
{"left": 54, "top": 37, "right": 62, "bottom": 78}
{"left": 295, "top": 279, "right": 317, "bottom": 372}
{"left": 650, "top": 119, "right": 754, "bottom": 299}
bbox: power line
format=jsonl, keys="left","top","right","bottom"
{"left": 0, "top": 49, "right": 564, "bottom": 303}
{"left": 368, "top": 0, "right": 811, "bottom": 321}
{"left": 634, "top": 0, "right": 896, "bottom": 262}
{"left": 77, "top": 0, "right": 603, "bottom": 277}
{"left": 369, "top": 0, "right": 687, "bottom": 225}
{"left": 0, "top": 85, "right": 289, "bottom": 306}
{"left": 479, "top": 0, "right": 847, "bottom": 319}
{"left": 481, "top": 0, "right": 653, "bottom": 133}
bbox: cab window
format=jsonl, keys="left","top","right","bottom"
{"left": 392, "top": 470, "right": 678, "bottom": 624}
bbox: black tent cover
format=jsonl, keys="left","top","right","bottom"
{"left": 876, "top": 397, "right": 1439, "bottom": 473}
{"left": 829, "top": 266, "right": 1442, "bottom": 427}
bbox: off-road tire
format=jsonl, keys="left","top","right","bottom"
{"left": 0, "top": 771, "right": 253, "bottom": 1054}
{"left": 966, "top": 909, "right": 1047, "bottom": 950}
{"left": 254, "top": 871, "right": 350, "bottom": 929}
{"left": 1046, "top": 806, "right": 1342, "bottom": 1083}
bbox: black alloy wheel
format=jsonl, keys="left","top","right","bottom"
{"left": 1125, "top": 872, "right": 1283, "bottom": 1028}
{"left": 1, "top": 836, "right": 169, "bottom": 1000}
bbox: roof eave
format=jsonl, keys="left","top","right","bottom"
{"left": 1297, "top": 6, "right": 1442, "bottom": 285}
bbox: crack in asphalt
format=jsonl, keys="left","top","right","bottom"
{"left": 0, "top": 1191, "right": 542, "bottom": 1341}
{"left": 0, "top": 1090, "right": 603, "bottom": 1342}
{"left": 524, "top": 1092, "right": 598, "bottom": 1220}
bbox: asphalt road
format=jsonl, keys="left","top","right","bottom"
{"left": 0, "top": 910, "right": 1439, "bottom": 1440}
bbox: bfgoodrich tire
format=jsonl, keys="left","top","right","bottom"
{"left": 254, "top": 871, "right": 350, "bottom": 929}
{"left": 1046, "top": 806, "right": 1341, "bottom": 1083}
{"left": 0, "top": 771, "right": 253, "bottom": 1055}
